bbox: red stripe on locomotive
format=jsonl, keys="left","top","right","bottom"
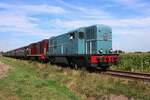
{"left": 91, "top": 55, "right": 118, "bottom": 64}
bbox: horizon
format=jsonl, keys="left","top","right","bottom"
{"left": 0, "top": 0, "right": 150, "bottom": 52}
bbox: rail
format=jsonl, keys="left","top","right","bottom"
{"left": 104, "top": 69, "right": 150, "bottom": 81}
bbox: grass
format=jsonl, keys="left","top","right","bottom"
{"left": 0, "top": 56, "right": 150, "bottom": 100}
{"left": 112, "top": 53, "right": 150, "bottom": 72}
{"left": 0, "top": 57, "right": 79, "bottom": 100}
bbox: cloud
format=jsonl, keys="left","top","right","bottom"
{"left": 55, "top": 0, "right": 87, "bottom": 12}
{"left": 0, "top": 2, "right": 66, "bottom": 14}
{"left": 0, "top": 1, "right": 150, "bottom": 52}
{"left": 55, "top": 0, "right": 111, "bottom": 19}
{"left": 20, "top": 4, "right": 65, "bottom": 14}
{"left": 0, "top": 2, "right": 11, "bottom": 9}
{"left": 55, "top": 17, "right": 149, "bottom": 36}
{"left": 0, "top": 2, "right": 67, "bottom": 38}
{"left": 0, "top": 13, "right": 39, "bottom": 35}
{"left": 50, "top": 19, "right": 87, "bottom": 29}
{"left": 111, "top": 0, "right": 150, "bottom": 16}
{"left": 98, "top": 17, "right": 150, "bottom": 29}
{"left": 0, "top": 13, "right": 37, "bottom": 28}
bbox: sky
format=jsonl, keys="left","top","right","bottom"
{"left": 0, "top": 0, "right": 150, "bottom": 52}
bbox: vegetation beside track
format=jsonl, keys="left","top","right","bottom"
{"left": 0, "top": 56, "right": 150, "bottom": 100}
{"left": 112, "top": 53, "right": 150, "bottom": 73}
{"left": 0, "top": 57, "right": 79, "bottom": 100}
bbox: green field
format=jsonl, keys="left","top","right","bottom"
{"left": 0, "top": 56, "right": 150, "bottom": 100}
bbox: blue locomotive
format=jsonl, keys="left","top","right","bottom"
{"left": 48, "top": 24, "right": 118, "bottom": 69}
{"left": 3, "top": 24, "right": 119, "bottom": 69}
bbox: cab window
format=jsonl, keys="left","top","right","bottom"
{"left": 69, "top": 32, "right": 75, "bottom": 40}
{"left": 79, "top": 32, "right": 84, "bottom": 39}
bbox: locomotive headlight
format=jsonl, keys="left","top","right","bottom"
{"left": 109, "top": 48, "right": 113, "bottom": 53}
{"left": 99, "top": 49, "right": 103, "bottom": 54}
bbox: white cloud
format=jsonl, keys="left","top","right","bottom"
{"left": 55, "top": 0, "right": 111, "bottom": 19}
{"left": 0, "top": 2, "right": 66, "bottom": 37}
{"left": 0, "top": 1, "right": 150, "bottom": 52}
{"left": 49, "top": 17, "right": 150, "bottom": 33}
{"left": 0, "top": 2, "right": 66, "bottom": 14}
{"left": 98, "top": 17, "right": 150, "bottom": 29}
{"left": 0, "top": 2, "right": 11, "bottom": 8}
{"left": 111, "top": 0, "right": 150, "bottom": 15}
{"left": 20, "top": 4, "right": 65, "bottom": 14}
{"left": 55, "top": 0, "right": 87, "bottom": 12}
{"left": 0, "top": 13, "right": 39, "bottom": 34}
{"left": 50, "top": 19, "right": 87, "bottom": 29}
{"left": 0, "top": 13, "right": 36, "bottom": 28}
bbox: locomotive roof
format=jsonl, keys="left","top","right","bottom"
{"left": 49, "top": 24, "right": 111, "bottom": 39}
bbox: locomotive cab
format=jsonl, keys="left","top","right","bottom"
{"left": 84, "top": 25, "right": 118, "bottom": 68}
{"left": 84, "top": 25, "right": 112, "bottom": 54}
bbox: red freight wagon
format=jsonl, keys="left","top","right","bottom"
{"left": 28, "top": 43, "right": 37, "bottom": 55}
{"left": 15, "top": 46, "right": 28, "bottom": 57}
{"left": 40, "top": 39, "right": 48, "bottom": 54}
{"left": 28, "top": 39, "right": 48, "bottom": 61}
{"left": 36, "top": 42, "right": 41, "bottom": 55}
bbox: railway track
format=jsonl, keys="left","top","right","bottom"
{"left": 104, "top": 69, "right": 150, "bottom": 81}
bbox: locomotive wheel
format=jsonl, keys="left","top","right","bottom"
{"left": 69, "top": 61, "right": 75, "bottom": 68}
{"left": 74, "top": 64, "right": 78, "bottom": 70}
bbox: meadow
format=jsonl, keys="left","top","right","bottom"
{"left": 0, "top": 55, "right": 150, "bottom": 100}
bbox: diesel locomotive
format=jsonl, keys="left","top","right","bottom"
{"left": 3, "top": 24, "right": 119, "bottom": 69}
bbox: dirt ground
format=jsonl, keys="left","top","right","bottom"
{"left": 109, "top": 95, "right": 134, "bottom": 100}
{"left": 0, "top": 61, "right": 9, "bottom": 79}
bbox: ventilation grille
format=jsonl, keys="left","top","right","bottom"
{"left": 86, "top": 26, "right": 96, "bottom": 39}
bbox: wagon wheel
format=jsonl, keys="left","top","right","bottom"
{"left": 50, "top": 58, "right": 55, "bottom": 65}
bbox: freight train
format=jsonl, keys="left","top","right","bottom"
{"left": 3, "top": 24, "right": 119, "bottom": 69}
